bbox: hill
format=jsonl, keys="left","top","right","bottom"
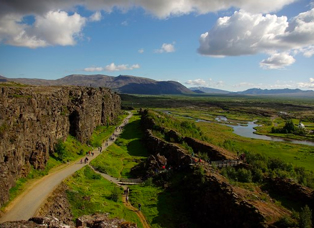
{"left": 189, "top": 87, "right": 229, "bottom": 94}
{"left": 236, "top": 88, "right": 314, "bottom": 96}
{"left": 3, "top": 75, "right": 192, "bottom": 95}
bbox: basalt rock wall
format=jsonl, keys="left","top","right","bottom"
{"left": 0, "top": 85, "right": 120, "bottom": 207}
{"left": 184, "top": 137, "right": 236, "bottom": 161}
{"left": 144, "top": 129, "right": 192, "bottom": 167}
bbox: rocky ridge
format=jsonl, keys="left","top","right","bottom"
{"left": 0, "top": 85, "right": 121, "bottom": 208}
{"left": 139, "top": 110, "right": 291, "bottom": 227}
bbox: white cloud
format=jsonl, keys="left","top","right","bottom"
{"left": 297, "top": 78, "right": 314, "bottom": 88}
{"left": 138, "top": 48, "right": 144, "bottom": 53}
{"left": 260, "top": 52, "right": 296, "bottom": 69}
{"left": 89, "top": 11, "right": 102, "bottom": 22}
{"left": 155, "top": 43, "right": 175, "bottom": 53}
{"left": 198, "top": 9, "right": 314, "bottom": 68}
{"left": 0, "top": 10, "right": 86, "bottom": 48}
{"left": 84, "top": 63, "right": 140, "bottom": 72}
{"left": 0, "top": 0, "right": 299, "bottom": 48}
{"left": 186, "top": 79, "right": 207, "bottom": 86}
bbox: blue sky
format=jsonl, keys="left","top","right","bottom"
{"left": 0, "top": 0, "right": 313, "bottom": 91}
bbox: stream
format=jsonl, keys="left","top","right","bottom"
{"left": 164, "top": 111, "right": 314, "bottom": 147}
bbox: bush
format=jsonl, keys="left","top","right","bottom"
{"left": 299, "top": 205, "right": 312, "bottom": 228}
{"left": 54, "top": 139, "right": 67, "bottom": 161}
{"left": 237, "top": 168, "right": 252, "bottom": 183}
{"left": 111, "top": 187, "right": 120, "bottom": 202}
{"left": 142, "top": 177, "right": 153, "bottom": 187}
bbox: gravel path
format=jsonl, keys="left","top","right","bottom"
{"left": 0, "top": 112, "right": 132, "bottom": 223}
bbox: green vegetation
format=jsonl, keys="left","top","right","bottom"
{"left": 52, "top": 136, "right": 91, "bottom": 162}
{"left": 221, "top": 152, "right": 314, "bottom": 188}
{"left": 89, "top": 112, "right": 128, "bottom": 147}
{"left": 65, "top": 166, "right": 141, "bottom": 226}
{"left": 299, "top": 205, "right": 312, "bottom": 228}
{"left": 145, "top": 110, "right": 207, "bottom": 141}
{"left": 91, "top": 113, "right": 148, "bottom": 178}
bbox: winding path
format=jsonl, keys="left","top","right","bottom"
{"left": 0, "top": 112, "right": 132, "bottom": 223}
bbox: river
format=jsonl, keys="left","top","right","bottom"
{"left": 203, "top": 116, "right": 314, "bottom": 147}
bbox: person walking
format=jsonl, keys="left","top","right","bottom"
{"left": 138, "top": 203, "right": 141, "bottom": 211}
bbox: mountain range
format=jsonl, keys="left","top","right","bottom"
{"left": 0, "top": 74, "right": 191, "bottom": 95}
{"left": 1, "top": 75, "right": 313, "bottom": 96}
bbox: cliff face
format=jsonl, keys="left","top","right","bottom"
{"left": 0, "top": 85, "right": 120, "bottom": 207}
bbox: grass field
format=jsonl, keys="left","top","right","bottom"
{"left": 65, "top": 166, "right": 142, "bottom": 226}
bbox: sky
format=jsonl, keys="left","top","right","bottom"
{"left": 0, "top": 0, "right": 314, "bottom": 92}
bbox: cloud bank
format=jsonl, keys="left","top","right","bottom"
{"left": 198, "top": 9, "right": 314, "bottom": 69}
{"left": 0, "top": 0, "right": 297, "bottom": 48}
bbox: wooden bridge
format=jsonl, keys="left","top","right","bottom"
{"left": 118, "top": 178, "right": 143, "bottom": 185}
{"left": 192, "top": 158, "right": 242, "bottom": 168}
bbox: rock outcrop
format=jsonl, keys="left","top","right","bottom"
{"left": 0, "top": 85, "right": 120, "bottom": 207}
{"left": 0, "top": 213, "right": 137, "bottom": 228}
{"left": 184, "top": 136, "right": 236, "bottom": 160}
{"left": 36, "top": 182, "right": 74, "bottom": 226}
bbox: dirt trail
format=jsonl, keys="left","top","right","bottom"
{"left": 90, "top": 166, "right": 150, "bottom": 228}
{"left": 0, "top": 112, "right": 132, "bottom": 223}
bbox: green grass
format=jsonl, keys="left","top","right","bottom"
{"left": 128, "top": 173, "right": 197, "bottom": 228}
{"left": 196, "top": 121, "right": 314, "bottom": 172}
{"left": 65, "top": 166, "right": 142, "bottom": 227}
{"left": 89, "top": 112, "right": 129, "bottom": 147}
{"left": 91, "top": 113, "right": 148, "bottom": 179}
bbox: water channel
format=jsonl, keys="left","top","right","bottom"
{"left": 164, "top": 111, "right": 314, "bottom": 147}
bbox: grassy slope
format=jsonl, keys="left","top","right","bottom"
{"left": 90, "top": 113, "right": 148, "bottom": 179}
{"left": 65, "top": 166, "right": 142, "bottom": 226}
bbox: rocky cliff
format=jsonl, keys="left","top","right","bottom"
{"left": 0, "top": 85, "right": 120, "bottom": 207}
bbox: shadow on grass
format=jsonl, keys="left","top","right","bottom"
{"left": 120, "top": 119, "right": 142, "bottom": 140}
{"left": 261, "top": 184, "right": 303, "bottom": 212}
{"left": 127, "top": 140, "right": 148, "bottom": 157}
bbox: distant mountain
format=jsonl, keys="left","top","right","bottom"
{"left": 0, "top": 75, "right": 7, "bottom": 82}
{"left": 236, "top": 88, "right": 314, "bottom": 95}
{"left": 189, "top": 87, "right": 230, "bottom": 94}
{"left": 2, "top": 75, "right": 192, "bottom": 95}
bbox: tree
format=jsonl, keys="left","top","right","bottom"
{"left": 282, "top": 119, "right": 295, "bottom": 133}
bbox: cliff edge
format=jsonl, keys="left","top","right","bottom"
{"left": 0, "top": 84, "right": 121, "bottom": 208}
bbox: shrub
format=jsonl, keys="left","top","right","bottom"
{"left": 237, "top": 168, "right": 252, "bottom": 183}
{"left": 299, "top": 205, "right": 312, "bottom": 228}
{"left": 54, "top": 139, "right": 67, "bottom": 161}
{"left": 142, "top": 177, "right": 153, "bottom": 187}
{"left": 111, "top": 187, "right": 120, "bottom": 202}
